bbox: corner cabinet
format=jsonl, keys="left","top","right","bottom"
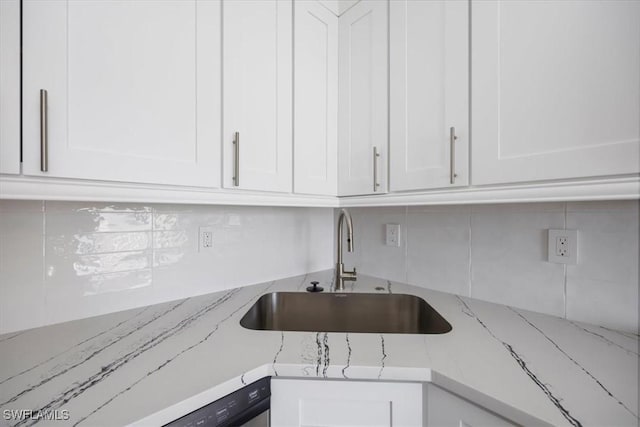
{"left": 223, "top": 0, "right": 293, "bottom": 193}
{"left": 338, "top": 0, "right": 388, "bottom": 196}
{"left": 389, "top": 0, "right": 469, "bottom": 192}
{"left": 472, "top": 0, "right": 640, "bottom": 185}
{"left": 22, "top": 0, "right": 221, "bottom": 187}
{"left": 293, "top": 0, "right": 339, "bottom": 196}
{"left": 0, "top": 0, "right": 20, "bottom": 175}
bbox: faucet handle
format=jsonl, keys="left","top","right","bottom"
{"left": 343, "top": 267, "right": 357, "bottom": 281}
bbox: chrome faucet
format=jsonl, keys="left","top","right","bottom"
{"left": 335, "top": 209, "right": 356, "bottom": 290}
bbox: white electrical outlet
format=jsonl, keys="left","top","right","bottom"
{"left": 385, "top": 223, "right": 401, "bottom": 247}
{"left": 548, "top": 229, "right": 578, "bottom": 264}
{"left": 199, "top": 226, "right": 214, "bottom": 252}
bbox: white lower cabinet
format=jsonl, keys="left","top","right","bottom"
{"left": 426, "top": 384, "right": 517, "bottom": 427}
{"left": 271, "top": 379, "right": 423, "bottom": 427}
{"left": 271, "top": 379, "right": 519, "bottom": 427}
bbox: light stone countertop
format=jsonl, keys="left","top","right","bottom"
{"left": 0, "top": 270, "right": 638, "bottom": 426}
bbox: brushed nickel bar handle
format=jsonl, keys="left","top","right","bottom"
{"left": 40, "top": 89, "right": 48, "bottom": 172}
{"left": 373, "top": 146, "right": 380, "bottom": 192}
{"left": 449, "top": 126, "right": 457, "bottom": 184}
{"left": 233, "top": 131, "right": 239, "bottom": 186}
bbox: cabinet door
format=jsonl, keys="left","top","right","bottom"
{"left": 426, "top": 385, "right": 517, "bottom": 427}
{"left": 223, "top": 0, "right": 292, "bottom": 193}
{"left": 271, "top": 379, "right": 423, "bottom": 427}
{"left": 0, "top": 0, "right": 20, "bottom": 175}
{"left": 22, "top": 0, "right": 221, "bottom": 187}
{"left": 338, "top": 0, "right": 388, "bottom": 196}
{"left": 294, "top": 0, "right": 338, "bottom": 196}
{"left": 472, "top": 0, "right": 640, "bottom": 185}
{"left": 389, "top": 0, "right": 468, "bottom": 192}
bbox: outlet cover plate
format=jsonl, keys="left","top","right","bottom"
{"left": 385, "top": 223, "right": 401, "bottom": 247}
{"left": 199, "top": 226, "right": 214, "bottom": 252}
{"left": 548, "top": 229, "right": 578, "bottom": 264}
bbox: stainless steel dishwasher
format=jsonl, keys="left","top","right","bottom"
{"left": 164, "top": 377, "right": 270, "bottom": 427}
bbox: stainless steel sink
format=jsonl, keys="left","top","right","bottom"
{"left": 240, "top": 292, "right": 452, "bottom": 334}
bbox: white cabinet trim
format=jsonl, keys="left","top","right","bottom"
{"left": 339, "top": 176, "right": 640, "bottom": 207}
{"left": 2, "top": 175, "right": 636, "bottom": 207}
{"left": 0, "top": 175, "right": 337, "bottom": 207}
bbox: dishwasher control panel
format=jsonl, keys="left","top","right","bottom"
{"left": 164, "top": 377, "right": 270, "bottom": 427}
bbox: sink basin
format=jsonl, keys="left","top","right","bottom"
{"left": 240, "top": 292, "right": 452, "bottom": 334}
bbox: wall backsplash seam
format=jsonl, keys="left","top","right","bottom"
{"left": 467, "top": 208, "right": 473, "bottom": 298}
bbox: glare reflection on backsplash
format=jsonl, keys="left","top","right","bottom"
{"left": 73, "top": 231, "right": 151, "bottom": 254}
{"left": 84, "top": 270, "right": 153, "bottom": 296}
{"left": 47, "top": 205, "right": 191, "bottom": 296}
{"left": 72, "top": 251, "right": 151, "bottom": 276}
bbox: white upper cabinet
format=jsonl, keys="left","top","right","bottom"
{"left": 389, "top": 0, "right": 469, "bottom": 192}
{"left": 22, "top": 0, "right": 221, "bottom": 187}
{"left": 0, "top": 0, "right": 20, "bottom": 175}
{"left": 472, "top": 0, "right": 640, "bottom": 185}
{"left": 338, "top": 0, "right": 388, "bottom": 196}
{"left": 223, "top": 0, "right": 293, "bottom": 193}
{"left": 294, "top": 0, "right": 338, "bottom": 196}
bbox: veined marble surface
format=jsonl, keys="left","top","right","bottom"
{"left": 0, "top": 270, "right": 638, "bottom": 426}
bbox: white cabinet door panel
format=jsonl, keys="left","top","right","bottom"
{"left": 472, "top": 0, "right": 640, "bottom": 185}
{"left": 294, "top": 0, "right": 338, "bottom": 196}
{"left": 22, "top": 0, "right": 221, "bottom": 187}
{"left": 338, "top": 0, "right": 388, "bottom": 196}
{"left": 426, "top": 384, "right": 517, "bottom": 427}
{"left": 0, "top": 0, "right": 20, "bottom": 175}
{"left": 390, "top": 0, "right": 468, "bottom": 191}
{"left": 223, "top": 0, "right": 293, "bottom": 193}
{"left": 271, "top": 379, "right": 423, "bottom": 427}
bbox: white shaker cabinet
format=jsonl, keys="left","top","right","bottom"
{"left": 271, "top": 379, "right": 423, "bottom": 427}
{"left": 389, "top": 0, "right": 469, "bottom": 192}
{"left": 338, "top": 0, "right": 388, "bottom": 196}
{"left": 294, "top": 0, "right": 338, "bottom": 196}
{"left": 223, "top": 0, "right": 293, "bottom": 193}
{"left": 0, "top": 0, "right": 20, "bottom": 175}
{"left": 472, "top": 0, "right": 640, "bottom": 185}
{"left": 22, "top": 0, "right": 221, "bottom": 187}
{"left": 426, "top": 384, "right": 517, "bottom": 427}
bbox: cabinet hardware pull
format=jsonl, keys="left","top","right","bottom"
{"left": 233, "top": 131, "right": 239, "bottom": 186}
{"left": 40, "top": 89, "right": 48, "bottom": 172}
{"left": 373, "top": 146, "right": 381, "bottom": 192}
{"left": 450, "top": 127, "right": 457, "bottom": 184}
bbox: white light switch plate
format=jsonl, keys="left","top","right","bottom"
{"left": 548, "top": 229, "right": 578, "bottom": 264}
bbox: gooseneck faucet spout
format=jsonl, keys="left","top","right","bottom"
{"left": 336, "top": 209, "right": 357, "bottom": 291}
